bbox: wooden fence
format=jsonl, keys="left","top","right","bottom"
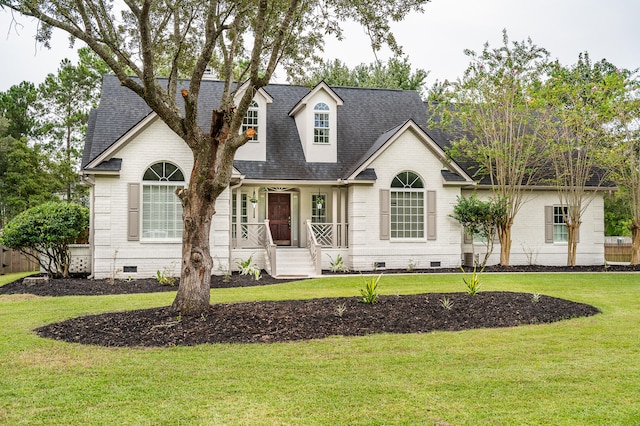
{"left": 0, "top": 246, "right": 39, "bottom": 275}
{"left": 604, "top": 243, "right": 632, "bottom": 263}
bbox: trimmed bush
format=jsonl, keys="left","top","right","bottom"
{"left": 0, "top": 202, "right": 89, "bottom": 277}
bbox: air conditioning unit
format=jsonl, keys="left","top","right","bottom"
{"left": 463, "top": 253, "right": 479, "bottom": 267}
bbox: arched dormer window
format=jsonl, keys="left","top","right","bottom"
{"left": 242, "top": 100, "right": 259, "bottom": 141}
{"left": 390, "top": 171, "right": 425, "bottom": 239}
{"left": 142, "top": 162, "right": 184, "bottom": 239}
{"left": 314, "top": 102, "right": 330, "bottom": 144}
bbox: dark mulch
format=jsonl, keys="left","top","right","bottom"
{"left": 2, "top": 266, "right": 608, "bottom": 347}
{"left": 34, "top": 292, "right": 600, "bottom": 347}
{"left": 0, "top": 271, "right": 292, "bottom": 297}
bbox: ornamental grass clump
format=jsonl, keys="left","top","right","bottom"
{"left": 461, "top": 265, "right": 482, "bottom": 295}
{"left": 360, "top": 275, "right": 381, "bottom": 304}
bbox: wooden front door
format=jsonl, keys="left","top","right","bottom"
{"left": 268, "top": 193, "right": 291, "bottom": 245}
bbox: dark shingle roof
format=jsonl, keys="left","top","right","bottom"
{"left": 83, "top": 75, "right": 444, "bottom": 181}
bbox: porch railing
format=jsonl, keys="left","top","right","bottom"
{"left": 309, "top": 222, "right": 349, "bottom": 248}
{"left": 306, "top": 220, "right": 322, "bottom": 276}
{"left": 262, "top": 220, "right": 277, "bottom": 276}
{"left": 232, "top": 222, "right": 277, "bottom": 275}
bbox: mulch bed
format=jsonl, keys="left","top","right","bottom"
{"left": 1, "top": 266, "right": 611, "bottom": 347}
{"left": 34, "top": 292, "right": 599, "bottom": 347}
{"left": 0, "top": 272, "right": 292, "bottom": 297}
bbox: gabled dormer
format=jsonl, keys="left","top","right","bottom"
{"left": 289, "top": 81, "right": 343, "bottom": 163}
{"left": 234, "top": 83, "right": 273, "bottom": 161}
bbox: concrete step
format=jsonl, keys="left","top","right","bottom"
{"left": 275, "top": 248, "right": 317, "bottom": 278}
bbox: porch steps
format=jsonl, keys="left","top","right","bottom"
{"left": 274, "top": 248, "right": 318, "bottom": 278}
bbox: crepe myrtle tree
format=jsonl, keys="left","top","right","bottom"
{"left": 429, "top": 30, "right": 551, "bottom": 266}
{"left": 608, "top": 72, "right": 640, "bottom": 263}
{"left": 1, "top": 0, "right": 431, "bottom": 313}
{"left": 537, "top": 54, "right": 629, "bottom": 266}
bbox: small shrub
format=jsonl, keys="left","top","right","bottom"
{"left": 406, "top": 258, "right": 417, "bottom": 272}
{"left": 440, "top": 296, "right": 454, "bottom": 310}
{"left": 156, "top": 268, "right": 176, "bottom": 286}
{"left": 236, "top": 255, "right": 261, "bottom": 281}
{"left": 461, "top": 265, "right": 482, "bottom": 295}
{"left": 328, "top": 253, "right": 349, "bottom": 273}
{"left": 360, "top": 274, "right": 381, "bottom": 304}
{"left": 531, "top": 293, "right": 541, "bottom": 304}
{"left": 0, "top": 202, "right": 89, "bottom": 278}
{"left": 335, "top": 303, "right": 347, "bottom": 317}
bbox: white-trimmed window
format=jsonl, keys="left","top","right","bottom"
{"left": 314, "top": 102, "right": 330, "bottom": 144}
{"left": 390, "top": 171, "right": 425, "bottom": 239}
{"left": 142, "top": 162, "right": 184, "bottom": 239}
{"left": 312, "top": 194, "right": 327, "bottom": 223}
{"left": 242, "top": 101, "right": 259, "bottom": 141}
{"left": 554, "top": 206, "right": 568, "bottom": 242}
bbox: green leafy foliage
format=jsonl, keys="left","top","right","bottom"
{"left": 461, "top": 266, "right": 482, "bottom": 295}
{"left": 292, "top": 56, "right": 429, "bottom": 97}
{"left": 439, "top": 296, "right": 454, "bottom": 310}
{"left": 360, "top": 275, "right": 381, "bottom": 304}
{"left": 156, "top": 268, "right": 176, "bottom": 286}
{"left": 236, "top": 255, "right": 261, "bottom": 281}
{"left": 537, "top": 53, "right": 630, "bottom": 266}
{"left": 429, "top": 30, "right": 551, "bottom": 266}
{"left": 0, "top": 119, "right": 61, "bottom": 226}
{"left": 37, "top": 47, "right": 109, "bottom": 203}
{"left": 0, "top": 202, "right": 89, "bottom": 277}
{"left": 328, "top": 253, "right": 349, "bottom": 273}
{"left": 604, "top": 191, "right": 632, "bottom": 236}
{"left": 450, "top": 194, "right": 506, "bottom": 268}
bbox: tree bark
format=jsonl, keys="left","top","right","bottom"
{"left": 631, "top": 223, "right": 640, "bottom": 265}
{"left": 170, "top": 109, "right": 236, "bottom": 315}
{"left": 171, "top": 185, "right": 216, "bottom": 314}
{"left": 567, "top": 223, "right": 579, "bottom": 266}
{"left": 498, "top": 224, "right": 512, "bottom": 265}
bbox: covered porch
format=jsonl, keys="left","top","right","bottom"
{"left": 230, "top": 184, "right": 349, "bottom": 277}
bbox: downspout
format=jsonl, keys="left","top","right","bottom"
{"left": 228, "top": 180, "right": 244, "bottom": 272}
{"left": 80, "top": 174, "right": 96, "bottom": 279}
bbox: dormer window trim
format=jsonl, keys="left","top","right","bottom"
{"left": 242, "top": 100, "right": 259, "bottom": 142}
{"left": 313, "top": 102, "right": 330, "bottom": 144}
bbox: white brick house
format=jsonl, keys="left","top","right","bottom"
{"left": 81, "top": 76, "right": 607, "bottom": 279}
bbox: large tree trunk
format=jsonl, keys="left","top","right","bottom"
{"left": 630, "top": 223, "right": 640, "bottom": 265}
{"left": 171, "top": 187, "right": 216, "bottom": 314}
{"left": 170, "top": 108, "right": 234, "bottom": 315}
{"left": 498, "top": 223, "right": 512, "bottom": 265}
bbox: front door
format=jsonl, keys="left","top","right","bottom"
{"left": 268, "top": 193, "right": 291, "bottom": 245}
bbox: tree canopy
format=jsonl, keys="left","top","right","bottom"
{"left": 291, "top": 56, "right": 429, "bottom": 96}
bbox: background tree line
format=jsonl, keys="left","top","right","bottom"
{"left": 0, "top": 47, "right": 108, "bottom": 227}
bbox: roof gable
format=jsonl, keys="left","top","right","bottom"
{"left": 343, "top": 119, "right": 474, "bottom": 184}
{"left": 288, "top": 81, "right": 343, "bottom": 116}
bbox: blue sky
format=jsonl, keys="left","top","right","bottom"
{"left": 1, "top": 0, "right": 638, "bottom": 91}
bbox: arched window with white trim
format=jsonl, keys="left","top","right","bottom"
{"left": 390, "top": 171, "right": 425, "bottom": 239}
{"left": 314, "top": 102, "right": 330, "bottom": 144}
{"left": 142, "top": 162, "right": 184, "bottom": 239}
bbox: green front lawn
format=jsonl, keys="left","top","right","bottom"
{"left": 1, "top": 273, "right": 639, "bottom": 425}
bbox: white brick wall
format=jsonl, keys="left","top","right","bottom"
{"left": 91, "top": 119, "right": 231, "bottom": 279}
{"left": 461, "top": 189, "right": 605, "bottom": 266}
{"left": 347, "top": 129, "right": 463, "bottom": 270}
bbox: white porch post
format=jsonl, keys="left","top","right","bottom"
{"left": 332, "top": 188, "right": 338, "bottom": 248}
{"left": 340, "top": 188, "right": 347, "bottom": 248}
